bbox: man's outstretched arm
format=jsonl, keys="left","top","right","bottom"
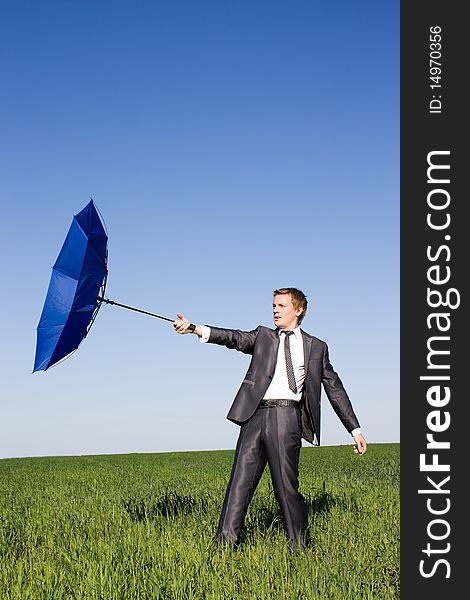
{"left": 174, "top": 313, "right": 258, "bottom": 354}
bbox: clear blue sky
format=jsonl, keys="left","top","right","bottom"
{"left": 0, "top": 0, "right": 399, "bottom": 458}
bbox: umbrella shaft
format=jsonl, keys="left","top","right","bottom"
{"left": 98, "top": 297, "right": 174, "bottom": 322}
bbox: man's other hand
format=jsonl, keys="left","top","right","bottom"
{"left": 353, "top": 433, "right": 367, "bottom": 456}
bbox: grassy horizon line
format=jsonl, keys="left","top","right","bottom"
{"left": 0, "top": 440, "right": 400, "bottom": 462}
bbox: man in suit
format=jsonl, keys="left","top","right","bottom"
{"left": 174, "top": 287, "right": 367, "bottom": 549}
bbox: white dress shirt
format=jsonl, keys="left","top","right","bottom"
{"left": 263, "top": 327, "right": 305, "bottom": 401}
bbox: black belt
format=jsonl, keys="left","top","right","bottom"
{"left": 259, "top": 399, "right": 300, "bottom": 409}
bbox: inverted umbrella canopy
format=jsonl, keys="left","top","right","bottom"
{"left": 34, "top": 200, "right": 196, "bottom": 372}
{"left": 33, "top": 200, "right": 108, "bottom": 371}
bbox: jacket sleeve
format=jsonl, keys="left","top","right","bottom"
{"left": 206, "top": 326, "right": 260, "bottom": 355}
{"left": 321, "top": 344, "right": 360, "bottom": 433}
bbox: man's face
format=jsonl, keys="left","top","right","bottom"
{"left": 272, "top": 294, "right": 302, "bottom": 330}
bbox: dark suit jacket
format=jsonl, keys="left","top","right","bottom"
{"left": 207, "top": 325, "right": 360, "bottom": 445}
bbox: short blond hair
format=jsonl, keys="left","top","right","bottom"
{"left": 273, "top": 287, "right": 308, "bottom": 324}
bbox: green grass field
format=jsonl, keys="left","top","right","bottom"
{"left": 0, "top": 443, "right": 399, "bottom": 599}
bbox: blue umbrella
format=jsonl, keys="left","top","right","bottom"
{"left": 33, "top": 200, "right": 194, "bottom": 372}
{"left": 33, "top": 200, "right": 109, "bottom": 371}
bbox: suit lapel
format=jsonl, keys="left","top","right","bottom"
{"left": 301, "top": 329, "right": 312, "bottom": 376}
{"left": 267, "top": 328, "right": 280, "bottom": 376}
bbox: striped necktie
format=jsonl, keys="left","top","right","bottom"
{"left": 283, "top": 331, "right": 297, "bottom": 393}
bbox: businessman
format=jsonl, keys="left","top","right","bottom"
{"left": 174, "top": 287, "right": 367, "bottom": 549}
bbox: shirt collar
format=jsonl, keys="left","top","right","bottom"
{"left": 278, "top": 326, "right": 302, "bottom": 340}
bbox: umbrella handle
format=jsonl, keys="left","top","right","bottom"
{"left": 98, "top": 297, "right": 196, "bottom": 331}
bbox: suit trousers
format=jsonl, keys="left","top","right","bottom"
{"left": 216, "top": 404, "right": 309, "bottom": 547}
